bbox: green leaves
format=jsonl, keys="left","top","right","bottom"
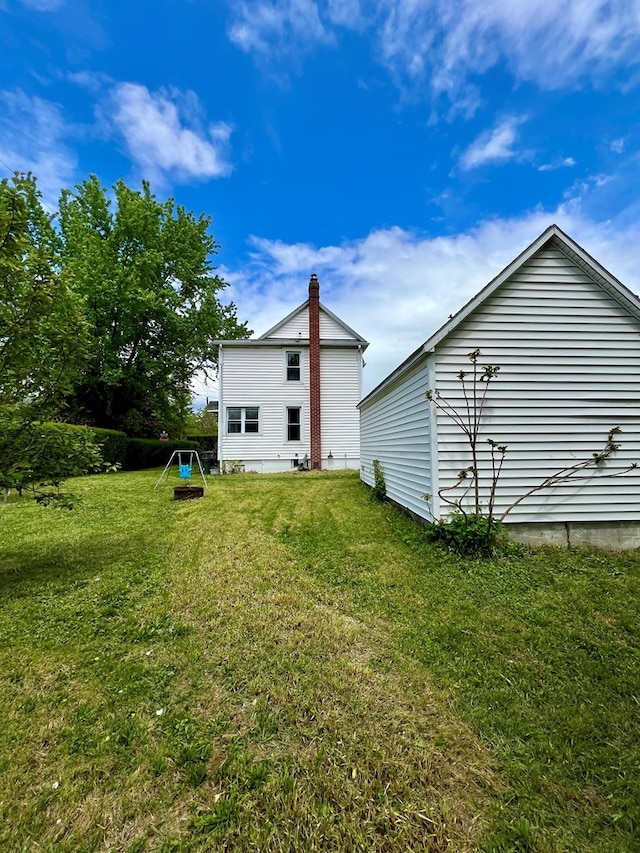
{"left": 57, "top": 176, "right": 251, "bottom": 435}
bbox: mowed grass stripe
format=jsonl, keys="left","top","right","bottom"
{"left": 1, "top": 469, "right": 639, "bottom": 851}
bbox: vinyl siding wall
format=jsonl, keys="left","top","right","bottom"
{"left": 265, "top": 307, "right": 353, "bottom": 340}
{"left": 267, "top": 309, "right": 308, "bottom": 339}
{"left": 220, "top": 346, "right": 310, "bottom": 471}
{"left": 435, "top": 245, "right": 640, "bottom": 523}
{"left": 220, "top": 344, "right": 364, "bottom": 471}
{"left": 320, "top": 349, "right": 363, "bottom": 468}
{"left": 360, "top": 358, "right": 433, "bottom": 519}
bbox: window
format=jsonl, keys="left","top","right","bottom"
{"left": 227, "top": 407, "right": 259, "bottom": 434}
{"left": 287, "top": 407, "right": 301, "bottom": 441}
{"left": 286, "top": 351, "right": 301, "bottom": 381}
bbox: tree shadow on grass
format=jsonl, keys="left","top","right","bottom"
{"left": 0, "top": 530, "right": 161, "bottom": 598}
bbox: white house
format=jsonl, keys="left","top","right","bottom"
{"left": 216, "top": 275, "right": 368, "bottom": 473}
{"left": 359, "top": 225, "right": 640, "bottom": 548}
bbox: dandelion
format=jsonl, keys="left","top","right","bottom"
{"left": 155, "top": 709, "right": 164, "bottom": 716}
{"left": 52, "top": 781, "right": 59, "bottom": 790}
{"left": 145, "top": 650, "right": 153, "bottom": 657}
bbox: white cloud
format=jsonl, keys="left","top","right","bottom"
{"left": 221, "top": 207, "right": 640, "bottom": 396}
{"left": 459, "top": 116, "right": 526, "bottom": 170}
{"left": 379, "top": 0, "right": 640, "bottom": 105}
{"left": 0, "top": 89, "right": 76, "bottom": 203}
{"left": 538, "top": 156, "right": 577, "bottom": 172}
{"left": 228, "top": 0, "right": 331, "bottom": 57}
{"left": 611, "top": 137, "right": 626, "bottom": 153}
{"left": 110, "top": 83, "right": 233, "bottom": 185}
{"left": 226, "top": 0, "right": 640, "bottom": 107}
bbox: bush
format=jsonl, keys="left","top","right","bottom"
{"left": 0, "top": 416, "right": 104, "bottom": 507}
{"left": 91, "top": 428, "right": 129, "bottom": 467}
{"left": 372, "top": 459, "right": 386, "bottom": 501}
{"left": 425, "top": 513, "right": 509, "bottom": 559}
{"left": 124, "top": 439, "right": 199, "bottom": 471}
{"left": 185, "top": 434, "right": 217, "bottom": 452}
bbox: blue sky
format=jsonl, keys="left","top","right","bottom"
{"left": 2, "top": 0, "right": 640, "bottom": 398}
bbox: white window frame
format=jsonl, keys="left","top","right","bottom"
{"left": 285, "top": 350, "right": 302, "bottom": 382}
{"left": 226, "top": 406, "right": 260, "bottom": 435}
{"left": 286, "top": 405, "right": 302, "bottom": 442}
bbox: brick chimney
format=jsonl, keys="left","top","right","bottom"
{"left": 308, "top": 273, "right": 321, "bottom": 469}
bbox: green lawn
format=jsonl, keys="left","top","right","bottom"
{"left": 1, "top": 470, "right": 639, "bottom": 852}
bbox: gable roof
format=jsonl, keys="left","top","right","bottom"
{"left": 359, "top": 224, "right": 640, "bottom": 408}
{"left": 258, "top": 299, "right": 368, "bottom": 344}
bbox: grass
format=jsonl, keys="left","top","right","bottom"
{"left": 1, "top": 469, "right": 639, "bottom": 851}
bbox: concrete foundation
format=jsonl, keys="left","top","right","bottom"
{"left": 506, "top": 520, "right": 640, "bottom": 551}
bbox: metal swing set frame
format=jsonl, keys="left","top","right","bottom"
{"left": 154, "top": 449, "right": 207, "bottom": 491}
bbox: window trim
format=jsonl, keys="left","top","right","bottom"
{"left": 226, "top": 406, "right": 260, "bottom": 435}
{"left": 285, "top": 350, "right": 302, "bottom": 382}
{"left": 286, "top": 405, "right": 302, "bottom": 442}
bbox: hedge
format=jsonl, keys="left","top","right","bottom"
{"left": 91, "top": 428, "right": 129, "bottom": 467}
{"left": 185, "top": 433, "right": 217, "bottom": 451}
{"left": 123, "top": 439, "right": 199, "bottom": 471}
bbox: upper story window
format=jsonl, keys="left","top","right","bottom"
{"left": 227, "top": 407, "right": 259, "bottom": 434}
{"left": 286, "top": 351, "right": 301, "bottom": 381}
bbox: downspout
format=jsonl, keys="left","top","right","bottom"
{"left": 217, "top": 344, "right": 224, "bottom": 472}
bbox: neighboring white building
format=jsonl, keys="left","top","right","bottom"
{"left": 216, "top": 275, "right": 368, "bottom": 473}
{"left": 359, "top": 225, "right": 640, "bottom": 548}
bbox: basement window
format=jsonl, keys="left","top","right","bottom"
{"left": 227, "top": 407, "right": 259, "bottom": 434}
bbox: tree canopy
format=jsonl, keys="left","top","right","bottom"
{"left": 0, "top": 173, "right": 87, "bottom": 415}
{"left": 58, "top": 176, "right": 250, "bottom": 435}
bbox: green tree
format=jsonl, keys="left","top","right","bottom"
{"left": 0, "top": 173, "right": 87, "bottom": 414}
{"left": 0, "top": 173, "right": 99, "bottom": 506}
{"left": 58, "top": 176, "right": 250, "bottom": 435}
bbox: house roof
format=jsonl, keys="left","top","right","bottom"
{"left": 258, "top": 298, "right": 368, "bottom": 345}
{"left": 358, "top": 224, "right": 640, "bottom": 408}
{"left": 214, "top": 299, "right": 368, "bottom": 348}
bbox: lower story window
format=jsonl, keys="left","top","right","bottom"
{"left": 227, "top": 407, "right": 259, "bottom": 434}
{"left": 287, "top": 407, "right": 301, "bottom": 441}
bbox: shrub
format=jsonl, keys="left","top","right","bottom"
{"left": 91, "top": 428, "right": 129, "bottom": 467}
{"left": 185, "top": 434, "right": 217, "bottom": 452}
{"left": 124, "top": 439, "right": 199, "bottom": 471}
{"left": 425, "top": 512, "right": 509, "bottom": 559}
{"left": 0, "top": 416, "right": 104, "bottom": 507}
{"left": 372, "top": 459, "right": 386, "bottom": 501}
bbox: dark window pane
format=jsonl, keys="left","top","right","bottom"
{"left": 288, "top": 424, "right": 301, "bottom": 441}
{"left": 245, "top": 421, "right": 259, "bottom": 433}
{"left": 228, "top": 422, "right": 241, "bottom": 433}
{"left": 287, "top": 353, "right": 300, "bottom": 367}
{"left": 228, "top": 408, "right": 241, "bottom": 420}
{"left": 288, "top": 408, "right": 300, "bottom": 424}
{"left": 245, "top": 408, "right": 259, "bottom": 420}
{"left": 287, "top": 367, "right": 300, "bottom": 380}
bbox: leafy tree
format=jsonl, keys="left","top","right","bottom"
{"left": 0, "top": 174, "right": 99, "bottom": 506}
{"left": 58, "top": 176, "right": 250, "bottom": 435}
{"left": 0, "top": 173, "right": 87, "bottom": 415}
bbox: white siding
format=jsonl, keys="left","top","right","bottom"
{"left": 267, "top": 308, "right": 308, "bottom": 339}
{"left": 320, "top": 349, "right": 362, "bottom": 468}
{"left": 220, "top": 346, "right": 310, "bottom": 471}
{"left": 319, "top": 310, "right": 355, "bottom": 339}
{"left": 220, "top": 343, "right": 364, "bottom": 471}
{"left": 435, "top": 245, "right": 640, "bottom": 523}
{"left": 360, "top": 358, "right": 433, "bottom": 520}
{"left": 265, "top": 307, "right": 355, "bottom": 340}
